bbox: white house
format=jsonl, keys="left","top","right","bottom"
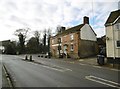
{"left": 105, "top": 9, "right": 120, "bottom": 63}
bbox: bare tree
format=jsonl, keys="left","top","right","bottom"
{"left": 43, "top": 29, "right": 47, "bottom": 47}
{"left": 34, "top": 30, "right": 41, "bottom": 45}
{"left": 14, "top": 28, "right": 30, "bottom": 53}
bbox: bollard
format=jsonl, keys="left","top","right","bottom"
{"left": 30, "top": 55, "right": 32, "bottom": 61}
{"left": 25, "top": 55, "right": 28, "bottom": 60}
{"left": 38, "top": 55, "right": 40, "bottom": 57}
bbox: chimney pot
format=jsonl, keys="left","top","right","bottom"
{"left": 83, "top": 16, "right": 89, "bottom": 24}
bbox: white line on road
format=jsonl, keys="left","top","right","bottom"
{"left": 79, "top": 63, "right": 86, "bottom": 66}
{"left": 92, "top": 66, "right": 102, "bottom": 68}
{"left": 14, "top": 56, "right": 23, "bottom": 59}
{"left": 110, "top": 68, "right": 120, "bottom": 72}
{"left": 85, "top": 75, "right": 120, "bottom": 88}
{"left": 40, "top": 65, "right": 65, "bottom": 72}
{"left": 79, "top": 59, "right": 84, "bottom": 61}
{"left": 14, "top": 56, "right": 72, "bottom": 72}
{"left": 69, "top": 62, "right": 75, "bottom": 64}
{"left": 53, "top": 65, "right": 72, "bottom": 71}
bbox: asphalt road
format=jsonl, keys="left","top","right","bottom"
{"left": 2, "top": 55, "right": 120, "bottom": 88}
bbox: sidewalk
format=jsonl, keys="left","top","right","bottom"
{"left": 17, "top": 54, "right": 120, "bottom": 70}
{"left": 50, "top": 56, "right": 120, "bottom": 70}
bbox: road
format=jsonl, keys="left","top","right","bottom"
{"left": 2, "top": 54, "right": 120, "bottom": 88}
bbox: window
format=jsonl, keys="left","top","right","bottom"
{"left": 115, "top": 23, "right": 120, "bottom": 30}
{"left": 70, "top": 44, "right": 74, "bottom": 51}
{"left": 58, "top": 38, "right": 61, "bottom": 43}
{"left": 61, "top": 37, "right": 62, "bottom": 42}
{"left": 52, "top": 39, "right": 54, "bottom": 44}
{"left": 116, "top": 41, "right": 120, "bottom": 48}
{"left": 70, "top": 34, "right": 74, "bottom": 40}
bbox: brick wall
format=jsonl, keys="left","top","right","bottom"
{"left": 78, "top": 40, "right": 97, "bottom": 58}
{"left": 50, "top": 32, "right": 80, "bottom": 58}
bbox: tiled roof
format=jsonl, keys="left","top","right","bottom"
{"left": 105, "top": 9, "right": 120, "bottom": 26}
{"left": 56, "top": 24, "right": 84, "bottom": 36}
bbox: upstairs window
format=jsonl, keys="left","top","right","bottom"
{"left": 70, "top": 34, "right": 74, "bottom": 40}
{"left": 52, "top": 39, "right": 54, "bottom": 44}
{"left": 115, "top": 23, "right": 120, "bottom": 30}
{"left": 58, "top": 38, "right": 61, "bottom": 43}
{"left": 116, "top": 40, "right": 120, "bottom": 48}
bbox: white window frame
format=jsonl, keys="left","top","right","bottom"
{"left": 70, "top": 34, "right": 74, "bottom": 40}
{"left": 116, "top": 40, "right": 120, "bottom": 48}
{"left": 115, "top": 23, "right": 120, "bottom": 30}
{"left": 52, "top": 39, "right": 54, "bottom": 44}
{"left": 70, "top": 44, "right": 74, "bottom": 51}
{"left": 61, "top": 37, "right": 62, "bottom": 42}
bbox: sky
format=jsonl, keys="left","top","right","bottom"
{"left": 0, "top": 0, "right": 119, "bottom": 41}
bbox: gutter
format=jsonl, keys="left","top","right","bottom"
{"left": 2, "top": 64, "right": 15, "bottom": 89}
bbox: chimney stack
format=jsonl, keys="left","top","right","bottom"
{"left": 83, "top": 16, "right": 89, "bottom": 24}
{"left": 60, "top": 26, "right": 65, "bottom": 33}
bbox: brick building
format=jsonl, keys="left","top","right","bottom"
{"left": 50, "top": 16, "right": 97, "bottom": 58}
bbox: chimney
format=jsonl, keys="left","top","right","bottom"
{"left": 83, "top": 16, "right": 89, "bottom": 24}
{"left": 60, "top": 27, "right": 65, "bottom": 33}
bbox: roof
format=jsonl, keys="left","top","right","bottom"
{"left": 51, "top": 23, "right": 97, "bottom": 38}
{"left": 105, "top": 9, "right": 120, "bottom": 26}
{"left": 56, "top": 24, "right": 84, "bottom": 36}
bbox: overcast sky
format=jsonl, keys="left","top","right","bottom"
{"left": 0, "top": 0, "right": 119, "bottom": 41}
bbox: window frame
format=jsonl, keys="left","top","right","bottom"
{"left": 116, "top": 40, "right": 120, "bottom": 48}
{"left": 70, "top": 34, "right": 74, "bottom": 41}
{"left": 115, "top": 23, "right": 120, "bottom": 30}
{"left": 70, "top": 44, "right": 74, "bottom": 51}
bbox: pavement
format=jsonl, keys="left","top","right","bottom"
{"left": 61, "top": 57, "right": 120, "bottom": 70}
{"left": 17, "top": 54, "right": 120, "bottom": 70}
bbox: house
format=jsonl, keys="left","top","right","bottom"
{"left": 0, "top": 40, "right": 10, "bottom": 53}
{"left": 50, "top": 16, "right": 97, "bottom": 59}
{"left": 105, "top": 9, "right": 120, "bottom": 63}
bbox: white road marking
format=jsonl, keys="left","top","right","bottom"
{"left": 14, "top": 56, "right": 23, "bottom": 59}
{"left": 79, "top": 59, "right": 84, "bottom": 61}
{"left": 69, "top": 62, "right": 74, "bottom": 64}
{"left": 85, "top": 75, "right": 120, "bottom": 88}
{"left": 52, "top": 65, "right": 72, "bottom": 71}
{"left": 110, "top": 68, "right": 120, "bottom": 72}
{"left": 40, "top": 65, "right": 65, "bottom": 72}
{"left": 79, "top": 63, "right": 86, "bottom": 66}
{"left": 14, "top": 56, "right": 72, "bottom": 72}
{"left": 92, "top": 66, "right": 102, "bottom": 68}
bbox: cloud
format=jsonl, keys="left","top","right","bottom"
{"left": 0, "top": 0, "right": 119, "bottom": 41}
